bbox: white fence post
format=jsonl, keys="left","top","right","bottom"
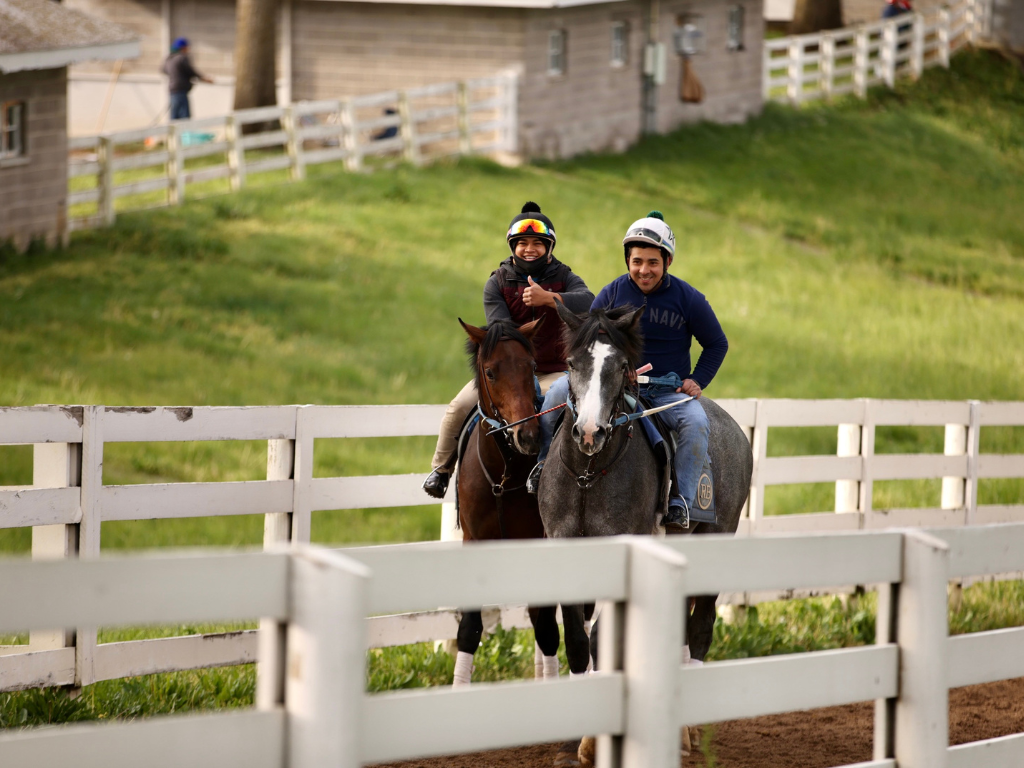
{"left": 941, "top": 422, "right": 967, "bottom": 511}
{"left": 854, "top": 27, "right": 869, "bottom": 98}
{"left": 285, "top": 548, "right": 370, "bottom": 768}
{"left": 787, "top": 38, "right": 804, "bottom": 105}
{"left": 835, "top": 423, "right": 861, "bottom": 514}
{"left": 398, "top": 91, "right": 420, "bottom": 165}
{"left": 939, "top": 8, "right": 951, "bottom": 67}
{"left": 341, "top": 100, "right": 362, "bottom": 172}
{"left": 964, "top": 401, "right": 981, "bottom": 526}
{"left": 284, "top": 105, "right": 306, "bottom": 182}
{"left": 226, "top": 114, "right": 246, "bottom": 191}
{"left": 75, "top": 405, "right": 104, "bottom": 688}
{"left": 29, "top": 440, "right": 81, "bottom": 653}
{"left": 873, "top": 579, "right": 898, "bottom": 761}
{"left": 98, "top": 136, "right": 115, "bottom": 227}
{"left": 621, "top": 539, "right": 687, "bottom": 768}
{"left": 859, "top": 402, "right": 876, "bottom": 521}
{"left": 167, "top": 123, "right": 185, "bottom": 206}
{"left": 747, "top": 399, "right": 768, "bottom": 531}
{"left": 821, "top": 33, "right": 836, "bottom": 98}
{"left": 290, "top": 405, "right": 314, "bottom": 544}
{"left": 911, "top": 14, "right": 925, "bottom": 78}
{"left": 894, "top": 530, "right": 950, "bottom": 768}
{"left": 883, "top": 21, "right": 898, "bottom": 87}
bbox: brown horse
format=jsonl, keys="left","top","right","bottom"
{"left": 451, "top": 318, "right": 561, "bottom": 686}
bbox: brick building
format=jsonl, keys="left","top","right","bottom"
{"left": 66, "top": 0, "right": 763, "bottom": 159}
{"left": 0, "top": 0, "right": 137, "bottom": 252}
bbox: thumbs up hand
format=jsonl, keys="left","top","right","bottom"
{"left": 523, "top": 275, "right": 556, "bottom": 308}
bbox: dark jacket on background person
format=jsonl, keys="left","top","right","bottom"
{"left": 162, "top": 52, "right": 204, "bottom": 94}
{"left": 484, "top": 257, "right": 594, "bottom": 373}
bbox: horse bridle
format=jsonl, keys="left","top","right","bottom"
{"left": 558, "top": 373, "right": 635, "bottom": 491}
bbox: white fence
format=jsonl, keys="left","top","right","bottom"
{"left": 0, "top": 399, "right": 1022, "bottom": 693}
{"left": 66, "top": 76, "right": 517, "bottom": 233}
{"left": 763, "top": 0, "right": 990, "bottom": 104}
{"left": 2, "top": 526, "right": 1024, "bottom": 768}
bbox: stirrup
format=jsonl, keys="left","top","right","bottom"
{"left": 526, "top": 462, "right": 544, "bottom": 495}
{"left": 663, "top": 500, "right": 690, "bottom": 534}
{"left": 422, "top": 468, "right": 450, "bottom": 499}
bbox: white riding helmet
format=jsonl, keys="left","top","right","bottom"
{"left": 622, "top": 210, "right": 675, "bottom": 261}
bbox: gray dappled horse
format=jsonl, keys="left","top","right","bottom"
{"left": 537, "top": 303, "right": 753, "bottom": 763}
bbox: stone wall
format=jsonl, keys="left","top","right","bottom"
{"left": 0, "top": 68, "right": 68, "bottom": 252}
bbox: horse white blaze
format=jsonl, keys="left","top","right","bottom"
{"left": 576, "top": 341, "right": 614, "bottom": 447}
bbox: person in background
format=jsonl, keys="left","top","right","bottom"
{"left": 421, "top": 202, "right": 595, "bottom": 499}
{"left": 161, "top": 37, "right": 213, "bottom": 121}
{"left": 882, "top": 0, "right": 913, "bottom": 19}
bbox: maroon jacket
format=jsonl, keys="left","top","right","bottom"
{"left": 483, "top": 257, "right": 595, "bottom": 373}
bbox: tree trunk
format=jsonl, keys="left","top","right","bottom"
{"left": 790, "top": 0, "right": 843, "bottom": 34}
{"left": 233, "top": 0, "right": 280, "bottom": 117}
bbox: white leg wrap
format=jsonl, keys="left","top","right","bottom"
{"left": 535, "top": 643, "right": 544, "bottom": 679}
{"left": 682, "top": 644, "right": 691, "bottom": 665}
{"left": 569, "top": 669, "right": 589, "bottom": 679}
{"left": 542, "top": 654, "right": 560, "bottom": 679}
{"left": 686, "top": 658, "right": 704, "bottom": 668}
{"left": 452, "top": 650, "right": 474, "bottom": 687}
{"left": 583, "top": 619, "right": 592, "bottom": 637}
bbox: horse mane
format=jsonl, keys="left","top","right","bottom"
{"left": 564, "top": 305, "right": 644, "bottom": 369}
{"left": 466, "top": 321, "right": 535, "bottom": 390}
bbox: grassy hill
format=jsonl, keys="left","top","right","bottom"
{"left": 1, "top": 49, "right": 1022, "bottom": 555}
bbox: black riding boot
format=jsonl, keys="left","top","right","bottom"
{"left": 422, "top": 468, "right": 450, "bottom": 499}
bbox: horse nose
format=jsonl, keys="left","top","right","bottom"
{"left": 572, "top": 423, "right": 606, "bottom": 454}
{"left": 512, "top": 423, "right": 541, "bottom": 455}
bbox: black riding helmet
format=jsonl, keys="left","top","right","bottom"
{"left": 506, "top": 202, "right": 556, "bottom": 276}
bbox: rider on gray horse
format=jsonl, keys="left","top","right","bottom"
{"left": 526, "top": 211, "right": 729, "bottom": 532}
{"left": 422, "top": 202, "right": 595, "bottom": 499}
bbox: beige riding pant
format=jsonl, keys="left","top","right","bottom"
{"left": 430, "top": 371, "right": 565, "bottom": 470}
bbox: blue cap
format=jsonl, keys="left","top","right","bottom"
{"left": 172, "top": 37, "right": 189, "bottom": 52}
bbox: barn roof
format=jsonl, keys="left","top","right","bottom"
{"left": 0, "top": 0, "right": 139, "bottom": 74}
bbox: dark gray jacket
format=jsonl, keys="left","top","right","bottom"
{"left": 162, "top": 52, "right": 204, "bottom": 94}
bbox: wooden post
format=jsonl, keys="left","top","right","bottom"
{"left": 226, "top": 114, "right": 246, "bottom": 191}
{"left": 98, "top": 135, "right": 115, "bottom": 227}
{"left": 835, "top": 423, "right": 861, "bottom": 514}
{"left": 290, "top": 405, "right": 314, "bottom": 544}
{"left": 911, "top": 14, "right": 925, "bottom": 78}
{"left": 821, "top": 33, "right": 835, "bottom": 99}
{"left": 854, "top": 27, "right": 869, "bottom": 98}
{"left": 167, "top": 123, "right": 185, "bottom": 206}
{"left": 74, "top": 405, "right": 105, "bottom": 688}
{"left": 596, "top": 600, "right": 626, "bottom": 768}
{"left": 621, "top": 539, "right": 687, "bottom": 768}
{"left": 283, "top": 105, "right": 305, "bottom": 182}
{"left": 883, "top": 21, "right": 897, "bottom": 87}
{"left": 746, "top": 399, "right": 768, "bottom": 532}
{"left": 285, "top": 547, "right": 370, "bottom": 768}
{"left": 398, "top": 91, "right": 419, "bottom": 165}
{"left": 872, "top": 579, "right": 898, "bottom": 761}
{"left": 893, "top": 530, "right": 949, "bottom": 768}
{"left": 457, "top": 81, "right": 472, "bottom": 156}
{"left": 29, "top": 441, "right": 81, "bottom": 653}
{"left": 858, "top": 403, "right": 876, "bottom": 522}
{"left": 787, "top": 38, "right": 804, "bottom": 105}
{"left": 341, "top": 100, "right": 362, "bottom": 172}
{"left": 964, "top": 401, "right": 981, "bottom": 527}
{"left": 939, "top": 9, "right": 951, "bottom": 67}
{"left": 257, "top": 433, "right": 296, "bottom": 711}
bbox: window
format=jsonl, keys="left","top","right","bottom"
{"left": 727, "top": 5, "right": 745, "bottom": 51}
{"left": 548, "top": 30, "right": 567, "bottom": 75}
{"left": 1, "top": 101, "right": 25, "bottom": 159}
{"left": 611, "top": 21, "right": 629, "bottom": 67}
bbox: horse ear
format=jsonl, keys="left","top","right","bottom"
{"left": 554, "top": 300, "right": 584, "bottom": 332}
{"left": 459, "top": 318, "right": 487, "bottom": 346}
{"left": 517, "top": 315, "right": 545, "bottom": 339}
{"left": 612, "top": 305, "right": 645, "bottom": 331}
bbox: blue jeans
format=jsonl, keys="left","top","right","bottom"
{"left": 537, "top": 376, "right": 710, "bottom": 510}
{"left": 170, "top": 92, "right": 191, "bottom": 121}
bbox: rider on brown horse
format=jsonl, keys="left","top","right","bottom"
{"left": 422, "top": 201, "right": 595, "bottom": 498}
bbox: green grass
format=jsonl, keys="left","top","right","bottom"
{"left": 1, "top": 49, "right": 1023, "bottom": 726}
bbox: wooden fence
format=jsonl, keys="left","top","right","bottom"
{"left": 2, "top": 527, "right": 1024, "bottom": 768}
{"left": 763, "top": 0, "right": 990, "bottom": 104}
{"left": 0, "top": 399, "right": 1021, "bottom": 693}
{"left": 66, "top": 76, "right": 517, "bottom": 233}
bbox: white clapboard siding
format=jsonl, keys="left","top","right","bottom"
{"left": 362, "top": 674, "right": 625, "bottom": 764}
{"left": 101, "top": 480, "right": 293, "bottom": 521}
{"left": 0, "top": 405, "right": 82, "bottom": 444}
{"left": 0, "top": 648, "right": 76, "bottom": 691}
{"left": 303, "top": 404, "right": 447, "bottom": 438}
{"left": 0, "top": 552, "right": 289, "bottom": 633}
{"left": 664, "top": 531, "right": 902, "bottom": 594}
{"left": 102, "top": 405, "right": 297, "bottom": 442}
{"left": 0, "top": 710, "right": 284, "bottom": 768}
{"left": 947, "top": 626, "right": 1024, "bottom": 688}
{"left": 338, "top": 538, "right": 630, "bottom": 616}
{"left": 948, "top": 733, "right": 1024, "bottom": 768}
{"left": 678, "top": 645, "right": 899, "bottom": 725}
{"left": 0, "top": 486, "right": 80, "bottom": 528}
{"left": 92, "top": 631, "right": 258, "bottom": 682}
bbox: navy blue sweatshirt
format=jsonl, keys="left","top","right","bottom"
{"left": 591, "top": 274, "right": 728, "bottom": 390}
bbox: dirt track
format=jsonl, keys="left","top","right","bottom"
{"left": 374, "top": 677, "right": 1024, "bottom": 768}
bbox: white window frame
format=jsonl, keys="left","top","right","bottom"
{"left": 727, "top": 4, "right": 745, "bottom": 52}
{"left": 548, "top": 29, "right": 567, "bottom": 76}
{"left": 1, "top": 101, "right": 25, "bottom": 160}
{"left": 611, "top": 21, "right": 628, "bottom": 68}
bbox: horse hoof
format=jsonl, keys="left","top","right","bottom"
{"left": 578, "top": 736, "right": 596, "bottom": 767}
{"left": 553, "top": 740, "right": 581, "bottom": 766}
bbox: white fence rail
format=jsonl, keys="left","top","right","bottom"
{"left": 3, "top": 528, "right": 1024, "bottom": 767}
{"left": 66, "top": 76, "right": 517, "bottom": 233}
{"left": 764, "top": 0, "right": 991, "bottom": 104}
{"left": 0, "top": 399, "right": 1021, "bottom": 692}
